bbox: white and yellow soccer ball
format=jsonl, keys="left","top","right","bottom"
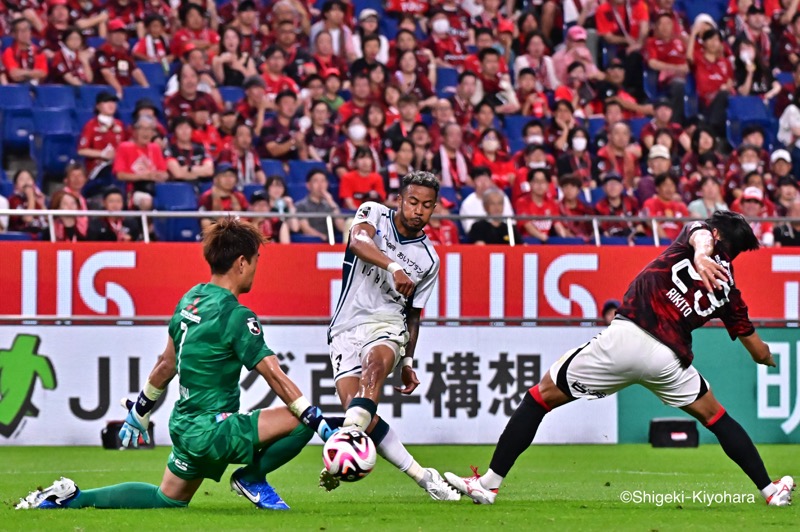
{"left": 322, "top": 429, "right": 377, "bottom": 482}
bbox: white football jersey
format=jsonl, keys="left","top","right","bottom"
{"left": 328, "top": 202, "right": 440, "bottom": 340}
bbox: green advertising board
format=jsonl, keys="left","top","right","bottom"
{"left": 618, "top": 328, "right": 800, "bottom": 444}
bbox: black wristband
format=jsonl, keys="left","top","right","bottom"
{"left": 134, "top": 390, "right": 157, "bottom": 417}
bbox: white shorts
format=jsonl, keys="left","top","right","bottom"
{"left": 549, "top": 318, "right": 709, "bottom": 408}
{"left": 329, "top": 323, "right": 408, "bottom": 382}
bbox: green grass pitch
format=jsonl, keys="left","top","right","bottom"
{"left": 0, "top": 445, "right": 796, "bottom": 531}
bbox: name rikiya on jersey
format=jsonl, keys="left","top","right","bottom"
{"left": 665, "top": 257, "right": 733, "bottom": 318}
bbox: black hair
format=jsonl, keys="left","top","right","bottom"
{"left": 475, "top": 99, "right": 496, "bottom": 114}
{"left": 567, "top": 60, "right": 585, "bottom": 74}
{"left": 103, "top": 186, "right": 124, "bottom": 200}
{"left": 471, "top": 165, "right": 492, "bottom": 180}
{"left": 266, "top": 174, "right": 287, "bottom": 190}
{"left": 701, "top": 28, "right": 720, "bottom": 42}
{"left": 524, "top": 30, "right": 545, "bottom": 49}
{"left": 179, "top": 3, "right": 205, "bottom": 25}
{"left": 517, "top": 67, "right": 536, "bottom": 79}
{"left": 306, "top": 168, "right": 328, "bottom": 182}
{"left": 654, "top": 173, "right": 677, "bottom": 188}
{"left": 353, "top": 146, "right": 373, "bottom": 159}
{"left": 698, "top": 151, "right": 719, "bottom": 166}
{"left": 458, "top": 71, "right": 478, "bottom": 83}
{"left": 528, "top": 167, "right": 549, "bottom": 182}
{"left": 704, "top": 210, "right": 760, "bottom": 259}
{"left": 400, "top": 170, "right": 440, "bottom": 197}
{"left": 170, "top": 115, "right": 194, "bottom": 132}
{"left": 474, "top": 27, "right": 495, "bottom": 41}
{"left": 478, "top": 47, "right": 501, "bottom": 62}
{"left": 692, "top": 125, "right": 716, "bottom": 153}
{"left": 61, "top": 25, "right": 83, "bottom": 43}
{"left": 202, "top": 217, "right": 267, "bottom": 274}
{"left": 361, "top": 33, "right": 380, "bottom": 53}
{"left": 263, "top": 45, "right": 284, "bottom": 59}
{"left": 567, "top": 126, "right": 589, "bottom": 144}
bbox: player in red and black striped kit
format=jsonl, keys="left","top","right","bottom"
{"left": 446, "top": 211, "right": 795, "bottom": 506}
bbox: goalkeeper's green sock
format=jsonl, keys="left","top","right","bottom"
{"left": 66, "top": 482, "right": 188, "bottom": 509}
{"left": 238, "top": 423, "right": 314, "bottom": 483}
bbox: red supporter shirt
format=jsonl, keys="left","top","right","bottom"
{"left": 95, "top": 43, "right": 137, "bottom": 87}
{"left": 339, "top": 171, "right": 386, "bottom": 207}
{"left": 385, "top": 0, "right": 429, "bottom": 15}
{"left": 216, "top": 147, "right": 263, "bottom": 184}
{"left": 428, "top": 36, "right": 466, "bottom": 68}
{"left": 78, "top": 117, "right": 126, "bottom": 173}
{"left": 1, "top": 43, "right": 48, "bottom": 76}
{"left": 472, "top": 151, "right": 516, "bottom": 189}
{"left": 337, "top": 100, "right": 368, "bottom": 124}
{"left": 260, "top": 72, "right": 300, "bottom": 96}
{"left": 639, "top": 120, "right": 684, "bottom": 144}
{"left": 644, "top": 36, "right": 687, "bottom": 83}
{"left": 112, "top": 141, "right": 167, "bottom": 175}
{"left": 164, "top": 92, "right": 220, "bottom": 120}
{"left": 514, "top": 195, "right": 560, "bottom": 234}
{"left": 617, "top": 221, "right": 754, "bottom": 366}
{"left": 192, "top": 124, "right": 224, "bottom": 158}
{"left": 594, "top": 195, "right": 640, "bottom": 236}
{"left": 463, "top": 54, "right": 508, "bottom": 75}
{"left": 198, "top": 189, "right": 249, "bottom": 212}
{"left": 132, "top": 36, "right": 170, "bottom": 62}
{"left": 596, "top": 0, "right": 650, "bottom": 40}
{"left": 49, "top": 49, "right": 90, "bottom": 84}
{"left": 559, "top": 199, "right": 595, "bottom": 238}
{"left": 171, "top": 27, "right": 219, "bottom": 56}
{"left": 692, "top": 47, "right": 734, "bottom": 106}
{"left": 640, "top": 195, "right": 689, "bottom": 240}
{"left": 442, "top": 6, "right": 471, "bottom": 43}
{"left": 108, "top": 1, "right": 144, "bottom": 34}
{"left": 425, "top": 220, "right": 460, "bottom": 245}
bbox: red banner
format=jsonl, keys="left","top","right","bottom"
{"left": 0, "top": 243, "right": 798, "bottom": 319}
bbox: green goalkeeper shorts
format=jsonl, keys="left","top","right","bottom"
{"left": 167, "top": 411, "right": 261, "bottom": 482}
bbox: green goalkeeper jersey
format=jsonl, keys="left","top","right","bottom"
{"left": 167, "top": 283, "right": 273, "bottom": 432}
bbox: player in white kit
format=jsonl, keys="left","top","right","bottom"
{"left": 322, "top": 171, "right": 460, "bottom": 501}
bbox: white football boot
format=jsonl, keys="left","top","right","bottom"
{"left": 16, "top": 477, "right": 80, "bottom": 509}
{"left": 444, "top": 467, "right": 497, "bottom": 505}
{"left": 767, "top": 476, "right": 795, "bottom": 507}
{"left": 420, "top": 468, "right": 461, "bottom": 501}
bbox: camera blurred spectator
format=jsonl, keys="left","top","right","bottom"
{"left": 49, "top": 26, "right": 93, "bottom": 85}
{"left": 558, "top": 174, "right": 595, "bottom": 240}
{"left": 514, "top": 31, "right": 559, "bottom": 92}
{"left": 733, "top": 37, "right": 780, "bottom": 99}
{"left": 216, "top": 123, "right": 266, "bottom": 187}
{"left": 313, "top": 32, "right": 349, "bottom": 83}
{"left": 171, "top": 4, "right": 219, "bottom": 57}
{"left": 249, "top": 189, "right": 289, "bottom": 243}
{"left": 775, "top": 176, "right": 800, "bottom": 216}
{"left": 595, "top": 172, "right": 640, "bottom": 237}
{"left": 235, "top": 76, "right": 269, "bottom": 137}
{"left": 640, "top": 98, "right": 690, "bottom": 152}
{"left": 687, "top": 176, "right": 728, "bottom": 218}
{"left": 427, "top": 9, "right": 467, "bottom": 68}
{"left": 212, "top": 26, "right": 257, "bottom": 88}
{"left": 113, "top": 116, "right": 169, "bottom": 211}
{"left": 553, "top": 25, "right": 601, "bottom": 85}
{"left": 264, "top": 175, "right": 300, "bottom": 234}
{"left": 637, "top": 143, "right": 673, "bottom": 203}
{"left": 557, "top": 127, "right": 593, "bottom": 187}
{"left": 339, "top": 147, "right": 386, "bottom": 210}
{"left": 515, "top": 168, "right": 564, "bottom": 242}
{"left": 165, "top": 63, "right": 220, "bottom": 122}
{"left": 331, "top": 115, "right": 381, "bottom": 178}
{"left": 394, "top": 49, "right": 438, "bottom": 111}
{"left": 86, "top": 187, "right": 142, "bottom": 242}
{"left": 132, "top": 14, "right": 171, "bottom": 65}
{"left": 199, "top": 163, "right": 249, "bottom": 231}
{"left": 382, "top": 139, "right": 415, "bottom": 207}
{"left": 309, "top": 0, "right": 354, "bottom": 61}
{"left": 473, "top": 48, "right": 519, "bottom": 115}
{"left": 468, "top": 187, "right": 521, "bottom": 245}
{"left": 776, "top": 11, "right": 800, "bottom": 72}
{"left": 516, "top": 68, "right": 552, "bottom": 119}
{"left": 640, "top": 173, "right": 689, "bottom": 241}
{"left": 384, "top": 94, "right": 419, "bottom": 156}
{"left": 49, "top": 189, "right": 86, "bottom": 242}
{"left": 227, "top": 1, "right": 262, "bottom": 57}
{"left": 460, "top": 167, "right": 514, "bottom": 233}
{"left": 131, "top": 98, "right": 168, "bottom": 145}
{"left": 96, "top": 19, "right": 149, "bottom": 96}
{"left": 260, "top": 45, "right": 301, "bottom": 101}
{"left": 61, "top": 162, "right": 88, "bottom": 228}
{"left": 767, "top": 148, "right": 794, "bottom": 187}
{"left": 2, "top": 18, "right": 48, "bottom": 84}
{"left": 740, "top": 186, "right": 775, "bottom": 246}
{"left": 305, "top": 100, "right": 337, "bottom": 164}
{"left": 296, "top": 169, "right": 345, "bottom": 240}
{"left": 776, "top": 201, "right": 800, "bottom": 246}
{"left": 164, "top": 116, "right": 214, "bottom": 183}
{"left": 432, "top": 124, "right": 471, "bottom": 189}
{"left": 682, "top": 125, "right": 726, "bottom": 178}
{"left": 337, "top": 72, "right": 371, "bottom": 124}
{"left": 351, "top": 32, "right": 389, "bottom": 81}
{"left": 596, "top": 0, "right": 649, "bottom": 100}
{"left": 425, "top": 197, "right": 461, "bottom": 246}
{"left": 645, "top": 12, "right": 689, "bottom": 121}
{"left": 260, "top": 90, "right": 307, "bottom": 161}
{"left": 450, "top": 71, "right": 478, "bottom": 128}
{"left": 723, "top": 144, "right": 763, "bottom": 203}
{"left": 0, "top": 193, "right": 8, "bottom": 232}
{"left": 165, "top": 46, "right": 219, "bottom": 100}
{"left": 687, "top": 27, "right": 733, "bottom": 138}
{"left": 595, "top": 121, "right": 641, "bottom": 190}
{"left": 472, "top": 128, "right": 515, "bottom": 189}
{"left": 78, "top": 92, "right": 126, "bottom": 182}
{"left": 555, "top": 61, "right": 597, "bottom": 118}
{"left": 8, "top": 169, "right": 47, "bottom": 236}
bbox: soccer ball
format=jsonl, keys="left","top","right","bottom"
{"left": 322, "top": 429, "right": 377, "bottom": 482}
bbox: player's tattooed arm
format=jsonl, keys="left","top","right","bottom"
{"left": 349, "top": 223, "right": 415, "bottom": 297}
{"left": 689, "top": 228, "right": 728, "bottom": 292}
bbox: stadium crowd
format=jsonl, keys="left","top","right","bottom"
{"left": 0, "top": 0, "right": 799, "bottom": 246}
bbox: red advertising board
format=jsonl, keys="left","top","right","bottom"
{"left": 0, "top": 243, "right": 798, "bottom": 319}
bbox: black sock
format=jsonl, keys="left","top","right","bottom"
{"left": 488, "top": 390, "right": 549, "bottom": 477}
{"left": 705, "top": 412, "right": 771, "bottom": 490}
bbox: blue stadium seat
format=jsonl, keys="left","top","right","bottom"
{"left": 154, "top": 183, "right": 199, "bottom": 242}
{"left": 0, "top": 85, "right": 34, "bottom": 150}
{"left": 353, "top": 0, "right": 384, "bottom": 16}
{"left": 600, "top": 236, "right": 630, "bottom": 246}
{"left": 261, "top": 159, "right": 287, "bottom": 179}
{"left": 547, "top": 236, "right": 587, "bottom": 245}
{"left": 634, "top": 236, "right": 656, "bottom": 246}
{"left": 629, "top": 117, "right": 649, "bottom": 140}
{"left": 33, "top": 109, "right": 75, "bottom": 135}
{"left": 683, "top": 73, "right": 698, "bottom": 118}
{"left": 198, "top": 180, "right": 213, "bottom": 195}
{"left": 86, "top": 36, "right": 105, "bottom": 49}
{"left": 0, "top": 180, "right": 13, "bottom": 198}
{"left": 522, "top": 236, "right": 543, "bottom": 245}
{"left": 219, "top": 86, "right": 245, "bottom": 106}
{"left": 503, "top": 114, "right": 530, "bottom": 145}
{"left": 120, "top": 86, "right": 163, "bottom": 113}
{"left": 439, "top": 187, "right": 458, "bottom": 208}
{"left": 776, "top": 71, "right": 793, "bottom": 85}
{"left": 1, "top": 36, "right": 14, "bottom": 49}
{"left": 0, "top": 232, "right": 33, "bottom": 241}
{"left": 30, "top": 132, "right": 78, "bottom": 180}
{"left": 590, "top": 187, "right": 606, "bottom": 205}
{"left": 137, "top": 62, "right": 167, "bottom": 91}
{"left": 436, "top": 67, "right": 459, "bottom": 97}
{"left": 685, "top": 1, "right": 726, "bottom": 26}
{"left": 78, "top": 85, "right": 116, "bottom": 110}
{"left": 587, "top": 117, "right": 606, "bottom": 141}
{"left": 288, "top": 160, "right": 326, "bottom": 184}
{"left": 242, "top": 183, "right": 264, "bottom": 201}
{"left": 34, "top": 85, "right": 77, "bottom": 109}
{"left": 288, "top": 182, "right": 307, "bottom": 202}
{"left": 379, "top": 17, "right": 398, "bottom": 41}
{"left": 291, "top": 233, "right": 326, "bottom": 243}
{"left": 642, "top": 68, "right": 660, "bottom": 100}
{"left": 73, "top": 109, "right": 96, "bottom": 133}
{"left": 727, "top": 96, "right": 773, "bottom": 147}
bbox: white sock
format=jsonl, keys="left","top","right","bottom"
{"left": 761, "top": 482, "right": 778, "bottom": 500}
{"left": 479, "top": 469, "right": 504, "bottom": 490}
{"left": 343, "top": 406, "right": 372, "bottom": 431}
{"left": 375, "top": 426, "right": 425, "bottom": 483}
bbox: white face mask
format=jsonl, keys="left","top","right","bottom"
{"left": 739, "top": 51, "right": 754, "bottom": 63}
{"left": 482, "top": 139, "right": 500, "bottom": 152}
{"left": 741, "top": 162, "right": 758, "bottom": 174}
{"left": 527, "top": 134, "right": 544, "bottom": 145}
{"left": 572, "top": 137, "right": 588, "bottom": 152}
{"left": 97, "top": 114, "right": 114, "bottom": 127}
{"left": 432, "top": 19, "right": 451, "bottom": 35}
{"left": 348, "top": 124, "right": 367, "bottom": 142}
{"left": 528, "top": 161, "right": 547, "bottom": 169}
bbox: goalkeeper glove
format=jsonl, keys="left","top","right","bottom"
{"left": 119, "top": 382, "right": 163, "bottom": 448}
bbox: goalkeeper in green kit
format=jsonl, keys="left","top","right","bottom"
{"left": 17, "top": 218, "right": 339, "bottom": 511}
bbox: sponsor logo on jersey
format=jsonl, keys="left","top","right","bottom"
{"left": 571, "top": 380, "right": 607, "bottom": 399}
{"left": 357, "top": 206, "right": 371, "bottom": 219}
{"left": 247, "top": 317, "right": 261, "bottom": 335}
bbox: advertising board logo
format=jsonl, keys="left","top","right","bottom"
{"left": 0, "top": 335, "right": 57, "bottom": 438}
{"left": 759, "top": 342, "right": 800, "bottom": 435}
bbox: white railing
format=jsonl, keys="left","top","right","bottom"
{"left": 0, "top": 209, "right": 794, "bottom": 247}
